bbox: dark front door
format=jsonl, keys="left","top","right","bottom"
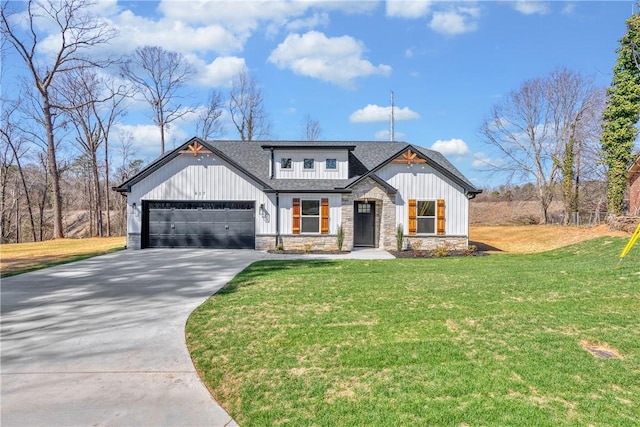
{"left": 354, "top": 201, "right": 375, "bottom": 247}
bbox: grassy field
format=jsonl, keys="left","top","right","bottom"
{"left": 187, "top": 237, "right": 640, "bottom": 426}
{"left": 0, "top": 236, "right": 126, "bottom": 277}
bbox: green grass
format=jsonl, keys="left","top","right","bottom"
{"left": 187, "top": 237, "right": 640, "bottom": 426}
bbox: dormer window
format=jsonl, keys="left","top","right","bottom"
{"left": 303, "top": 159, "right": 314, "bottom": 169}
{"left": 326, "top": 159, "right": 337, "bottom": 170}
{"left": 281, "top": 158, "right": 292, "bottom": 169}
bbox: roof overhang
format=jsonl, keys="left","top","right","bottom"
{"left": 264, "top": 189, "right": 352, "bottom": 194}
{"left": 113, "top": 137, "right": 272, "bottom": 193}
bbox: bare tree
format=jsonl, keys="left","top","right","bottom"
{"left": 56, "top": 68, "right": 127, "bottom": 236}
{"left": 546, "top": 68, "right": 605, "bottom": 225}
{"left": 196, "top": 90, "right": 225, "bottom": 140}
{"left": 121, "top": 46, "right": 195, "bottom": 155}
{"left": 55, "top": 68, "right": 127, "bottom": 236}
{"left": 301, "top": 114, "right": 322, "bottom": 141}
{"left": 479, "top": 77, "right": 557, "bottom": 223}
{"left": 1, "top": 0, "right": 116, "bottom": 238}
{"left": 480, "top": 69, "right": 605, "bottom": 224}
{"left": 229, "top": 70, "right": 271, "bottom": 141}
{"left": 0, "top": 98, "right": 38, "bottom": 242}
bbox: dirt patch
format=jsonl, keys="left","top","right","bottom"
{"left": 469, "top": 225, "right": 629, "bottom": 254}
{"left": 580, "top": 340, "right": 624, "bottom": 359}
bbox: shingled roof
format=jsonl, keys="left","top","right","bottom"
{"left": 114, "top": 138, "right": 480, "bottom": 195}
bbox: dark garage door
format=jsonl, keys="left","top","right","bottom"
{"left": 144, "top": 201, "right": 255, "bottom": 249}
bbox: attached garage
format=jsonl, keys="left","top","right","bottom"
{"left": 142, "top": 201, "right": 255, "bottom": 249}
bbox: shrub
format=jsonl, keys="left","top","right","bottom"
{"left": 431, "top": 244, "right": 450, "bottom": 258}
{"left": 396, "top": 224, "right": 404, "bottom": 251}
{"left": 337, "top": 225, "right": 344, "bottom": 251}
{"left": 304, "top": 243, "right": 312, "bottom": 253}
{"left": 462, "top": 244, "right": 477, "bottom": 256}
{"left": 411, "top": 240, "right": 423, "bottom": 256}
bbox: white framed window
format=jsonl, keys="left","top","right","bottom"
{"left": 301, "top": 199, "right": 320, "bottom": 233}
{"left": 281, "top": 158, "right": 292, "bottom": 169}
{"left": 326, "top": 158, "right": 337, "bottom": 170}
{"left": 417, "top": 200, "right": 436, "bottom": 234}
{"left": 357, "top": 203, "right": 371, "bottom": 214}
{"left": 303, "top": 158, "right": 315, "bottom": 169}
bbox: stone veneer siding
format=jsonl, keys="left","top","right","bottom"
{"left": 127, "top": 233, "right": 141, "bottom": 250}
{"left": 401, "top": 236, "right": 469, "bottom": 251}
{"left": 255, "top": 234, "right": 338, "bottom": 251}
{"left": 343, "top": 178, "right": 397, "bottom": 250}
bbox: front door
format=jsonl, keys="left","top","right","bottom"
{"left": 354, "top": 201, "right": 375, "bottom": 247}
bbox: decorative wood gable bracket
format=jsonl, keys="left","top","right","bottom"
{"left": 180, "top": 141, "right": 212, "bottom": 157}
{"left": 392, "top": 149, "right": 427, "bottom": 166}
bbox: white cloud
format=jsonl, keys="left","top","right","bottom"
{"left": 115, "top": 123, "right": 188, "bottom": 160}
{"left": 386, "top": 0, "right": 432, "bottom": 18}
{"left": 429, "top": 7, "right": 480, "bottom": 35}
{"left": 286, "top": 12, "right": 330, "bottom": 32}
{"left": 156, "top": 0, "right": 375, "bottom": 39}
{"left": 350, "top": 104, "right": 420, "bottom": 123}
{"left": 511, "top": 1, "right": 550, "bottom": 15}
{"left": 431, "top": 138, "right": 470, "bottom": 156}
{"left": 112, "top": 11, "right": 243, "bottom": 56}
{"left": 193, "top": 56, "right": 247, "bottom": 87}
{"left": 268, "top": 31, "right": 392, "bottom": 87}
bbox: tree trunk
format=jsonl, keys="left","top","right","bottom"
{"left": 43, "top": 99, "right": 64, "bottom": 239}
{"left": 38, "top": 152, "right": 49, "bottom": 241}
{"left": 104, "top": 140, "right": 111, "bottom": 237}
{"left": 0, "top": 164, "right": 9, "bottom": 243}
{"left": 7, "top": 140, "right": 38, "bottom": 241}
{"left": 90, "top": 151, "right": 103, "bottom": 237}
{"left": 15, "top": 200, "right": 19, "bottom": 243}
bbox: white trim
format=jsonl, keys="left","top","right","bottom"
{"left": 300, "top": 198, "right": 321, "bottom": 234}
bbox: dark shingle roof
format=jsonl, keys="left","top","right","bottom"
{"left": 114, "top": 138, "right": 480, "bottom": 195}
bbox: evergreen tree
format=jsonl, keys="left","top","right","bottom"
{"left": 601, "top": 11, "right": 640, "bottom": 215}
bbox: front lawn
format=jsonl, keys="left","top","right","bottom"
{"left": 0, "top": 236, "right": 126, "bottom": 277}
{"left": 187, "top": 237, "right": 640, "bottom": 426}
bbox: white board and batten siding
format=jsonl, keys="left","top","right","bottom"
{"left": 127, "top": 154, "right": 276, "bottom": 235}
{"left": 273, "top": 149, "right": 348, "bottom": 179}
{"left": 279, "top": 194, "right": 343, "bottom": 234}
{"left": 377, "top": 163, "right": 470, "bottom": 236}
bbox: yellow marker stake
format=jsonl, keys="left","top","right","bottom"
{"left": 617, "top": 223, "right": 640, "bottom": 268}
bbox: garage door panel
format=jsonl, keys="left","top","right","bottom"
{"left": 149, "top": 209, "right": 172, "bottom": 222}
{"left": 227, "top": 210, "right": 253, "bottom": 222}
{"left": 150, "top": 222, "right": 172, "bottom": 235}
{"left": 145, "top": 201, "right": 255, "bottom": 249}
{"left": 148, "top": 236, "right": 173, "bottom": 248}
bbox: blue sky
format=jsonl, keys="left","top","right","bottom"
{"left": 3, "top": 1, "right": 635, "bottom": 187}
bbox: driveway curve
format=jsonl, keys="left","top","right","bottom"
{"left": 1, "top": 249, "right": 272, "bottom": 427}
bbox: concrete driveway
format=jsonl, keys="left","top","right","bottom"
{"left": 1, "top": 249, "right": 273, "bottom": 427}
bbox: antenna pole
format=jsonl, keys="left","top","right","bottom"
{"left": 390, "top": 90, "right": 395, "bottom": 142}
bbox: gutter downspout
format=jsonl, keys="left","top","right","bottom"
{"left": 270, "top": 148, "right": 279, "bottom": 247}
{"left": 275, "top": 192, "right": 280, "bottom": 247}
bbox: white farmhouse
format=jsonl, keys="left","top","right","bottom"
{"left": 114, "top": 138, "right": 481, "bottom": 251}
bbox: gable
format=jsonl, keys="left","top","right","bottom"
{"left": 114, "top": 138, "right": 270, "bottom": 193}
{"left": 114, "top": 138, "right": 479, "bottom": 197}
{"left": 128, "top": 149, "right": 267, "bottom": 203}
